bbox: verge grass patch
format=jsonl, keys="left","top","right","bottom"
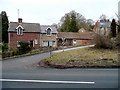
{"left": 45, "top": 47, "right": 118, "bottom": 68}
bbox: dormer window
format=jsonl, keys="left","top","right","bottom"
{"left": 16, "top": 25, "right": 24, "bottom": 35}
{"left": 46, "top": 28, "right": 52, "bottom": 36}
{"left": 17, "top": 28, "right": 23, "bottom": 35}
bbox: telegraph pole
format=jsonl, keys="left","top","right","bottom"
{"left": 18, "top": 9, "right": 19, "bottom": 18}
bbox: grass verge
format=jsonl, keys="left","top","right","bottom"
{"left": 44, "top": 47, "right": 119, "bottom": 68}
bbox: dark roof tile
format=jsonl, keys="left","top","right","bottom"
{"left": 8, "top": 22, "right": 40, "bottom": 32}
{"left": 40, "top": 25, "right": 58, "bottom": 33}
{"left": 57, "top": 32, "right": 92, "bottom": 40}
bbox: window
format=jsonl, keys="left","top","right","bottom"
{"left": 49, "top": 41, "right": 53, "bottom": 46}
{"left": 17, "top": 28, "right": 23, "bottom": 35}
{"left": 46, "top": 28, "right": 51, "bottom": 36}
{"left": 52, "top": 41, "right": 56, "bottom": 46}
{"left": 43, "top": 41, "right": 56, "bottom": 47}
{"left": 35, "top": 38, "right": 38, "bottom": 44}
{"left": 73, "top": 40, "right": 77, "bottom": 44}
{"left": 17, "top": 41, "right": 20, "bottom": 47}
{"left": 43, "top": 41, "right": 48, "bottom": 46}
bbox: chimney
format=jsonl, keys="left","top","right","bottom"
{"left": 18, "top": 18, "right": 22, "bottom": 23}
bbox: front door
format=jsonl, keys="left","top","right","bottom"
{"left": 30, "top": 40, "right": 34, "bottom": 47}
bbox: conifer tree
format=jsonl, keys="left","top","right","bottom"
{"left": 111, "top": 19, "right": 116, "bottom": 37}
{"left": 1, "top": 11, "right": 9, "bottom": 43}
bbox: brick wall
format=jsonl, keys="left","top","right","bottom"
{"left": 40, "top": 33, "right": 57, "bottom": 47}
{"left": 9, "top": 32, "right": 40, "bottom": 50}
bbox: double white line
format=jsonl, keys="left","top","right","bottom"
{"left": 0, "top": 79, "right": 95, "bottom": 84}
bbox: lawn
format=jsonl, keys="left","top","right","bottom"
{"left": 44, "top": 47, "right": 119, "bottom": 68}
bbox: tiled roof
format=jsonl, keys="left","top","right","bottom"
{"left": 57, "top": 32, "right": 92, "bottom": 40}
{"left": 8, "top": 22, "right": 40, "bottom": 32}
{"left": 40, "top": 25, "right": 58, "bottom": 34}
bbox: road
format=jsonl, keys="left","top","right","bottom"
{"left": 1, "top": 45, "right": 119, "bottom": 88}
{"left": 2, "top": 68, "right": 118, "bottom": 88}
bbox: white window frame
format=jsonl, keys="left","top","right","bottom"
{"left": 17, "top": 28, "right": 23, "bottom": 35}
{"left": 35, "top": 38, "right": 38, "bottom": 44}
{"left": 43, "top": 41, "right": 48, "bottom": 46}
{"left": 49, "top": 41, "right": 53, "bottom": 46}
{"left": 73, "top": 40, "right": 77, "bottom": 44}
{"left": 16, "top": 25, "right": 24, "bottom": 35}
{"left": 52, "top": 41, "right": 56, "bottom": 46}
{"left": 46, "top": 27, "right": 52, "bottom": 36}
{"left": 17, "top": 41, "right": 20, "bottom": 47}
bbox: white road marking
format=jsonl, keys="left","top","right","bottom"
{"left": 0, "top": 79, "right": 95, "bottom": 84}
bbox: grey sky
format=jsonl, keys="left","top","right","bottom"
{"left": 0, "top": 0, "right": 119, "bottom": 25}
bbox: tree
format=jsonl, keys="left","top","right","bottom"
{"left": 59, "top": 10, "right": 86, "bottom": 32}
{"left": 0, "top": 14, "right": 2, "bottom": 42}
{"left": 116, "top": 13, "right": 120, "bottom": 33}
{"left": 60, "top": 14, "right": 71, "bottom": 32}
{"left": 1, "top": 11, "right": 9, "bottom": 43}
{"left": 67, "top": 12, "right": 79, "bottom": 32}
{"left": 111, "top": 19, "right": 117, "bottom": 37}
{"left": 117, "top": 22, "right": 120, "bottom": 33}
{"left": 118, "top": 21, "right": 120, "bottom": 33}
{"left": 85, "top": 19, "right": 94, "bottom": 31}
{"left": 100, "top": 14, "right": 107, "bottom": 21}
{"left": 59, "top": 10, "right": 94, "bottom": 32}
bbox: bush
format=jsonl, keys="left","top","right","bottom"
{"left": 1, "top": 43, "right": 13, "bottom": 58}
{"left": 115, "top": 34, "right": 120, "bottom": 50}
{"left": 0, "top": 42, "right": 3, "bottom": 55}
{"left": 17, "top": 41, "right": 32, "bottom": 55}
{"left": 93, "top": 34, "right": 113, "bottom": 49}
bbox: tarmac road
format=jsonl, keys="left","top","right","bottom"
{"left": 2, "top": 68, "right": 118, "bottom": 88}
{"left": 1, "top": 45, "right": 119, "bottom": 88}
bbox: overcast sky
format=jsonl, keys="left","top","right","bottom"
{"left": 0, "top": 0, "right": 120, "bottom": 25}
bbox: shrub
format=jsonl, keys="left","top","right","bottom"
{"left": 17, "top": 41, "right": 32, "bottom": 55}
{"left": 115, "top": 34, "right": 120, "bottom": 50}
{"left": 1, "top": 43, "right": 13, "bottom": 58}
{"left": 0, "top": 42, "right": 3, "bottom": 55}
{"left": 93, "top": 34, "right": 113, "bottom": 49}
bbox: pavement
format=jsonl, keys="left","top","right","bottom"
{"left": 0, "top": 45, "right": 119, "bottom": 88}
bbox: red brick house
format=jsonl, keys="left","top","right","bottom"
{"left": 8, "top": 18, "right": 40, "bottom": 50}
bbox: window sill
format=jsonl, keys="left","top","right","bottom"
{"left": 17, "top": 34, "right": 23, "bottom": 36}
{"left": 47, "top": 35, "right": 51, "bottom": 37}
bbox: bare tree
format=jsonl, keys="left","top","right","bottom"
{"left": 100, "top": 14, "right": 107, "bottom": 21}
